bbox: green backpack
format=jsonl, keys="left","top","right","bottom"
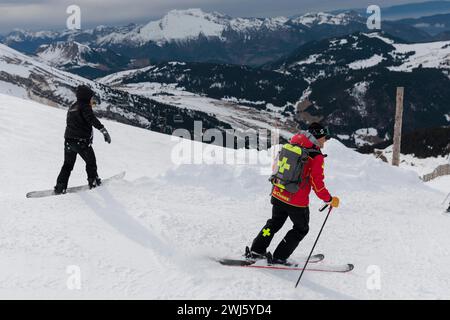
{"left": 270, "top": 143, "right": 314, "bottom": 193}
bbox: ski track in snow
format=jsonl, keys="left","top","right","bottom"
{"left": 0, "top": 94, "right": 449, "bottom": 299}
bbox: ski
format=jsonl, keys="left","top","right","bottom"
{"left": 26, "top": 171, "right": 126, "bottom": 198}
{"left": 218, "top": 259, "right": 353, "bottom": 273}
{"left": 216, "top": 253, "right": 325, "bottom": 267}
{"left": 245, "top": 263, "right": 354, "bottom": 273}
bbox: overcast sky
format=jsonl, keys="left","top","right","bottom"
{"left": 0, "top": 0, "right": 439, "bottom": 33}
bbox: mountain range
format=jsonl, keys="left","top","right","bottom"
{"left": 0, "top": 8, "right": 436, "bottom": 78}
{"left": 0, "top": 6, "right": 449, "bottom": 152}
{"left": 99, "top": 32, "right": 450, "bottom": 148}
{"left": 0, "top": 43, "right": 231, "bottom": 139}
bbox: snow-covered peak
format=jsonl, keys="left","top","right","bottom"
{"left": 291, "top": 12, "right": 355, "bottom": 27}
{"left": 229, "top": 16, "right": 290, "bottom": 32}
{"left": 4, "top": 29, "right": 59, "bottom": 42}
{"left": 97, "top": 9, "right": 298, "bottom": 45}
{"left": 0, "top": 42, "right": 95, "bottom": 101}
{"left": 389, "top": 40, "right": 450, "bottom": 71}
{"left": 363, "top": 32, "right": 450, "bottom": 71}
{"left": 119, "top": 8, "right": 228, "bottom": 45}
{"left": 36, "top": 41, "right": 94, "bottom": 66}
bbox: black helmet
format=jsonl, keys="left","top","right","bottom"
{"left": 308, "top": 122, "right": 330, "bottom": 140}
{"left": 75, "top": 85, "right": 95, "bottom": 103}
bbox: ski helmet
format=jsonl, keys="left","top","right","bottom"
{"left": 76, "top": 85, "right": 95, "bottom": 102}
{"left": 308, "top": 123, "right": 330, "bottom": 140}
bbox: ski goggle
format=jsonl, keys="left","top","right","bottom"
{"left": 90, "top": 96, "right": 101, "bottom": 106}
{"left": 311, "top": 127, "right": 331, "bottom": 140}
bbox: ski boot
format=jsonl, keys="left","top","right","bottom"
{"left": 54, "top": 183, "right": 67, "bottom": 195}
{"left": 266, "top": 252, "right": 288, "bottom": 266}
{"left": 446, "top": 205, "right": 450, "bottom": 213}
{"left": 244, "top": 246, "right": 266, "bottom": 262}
{"left": 88, "top": 177, "right": 102, "bottom": 189}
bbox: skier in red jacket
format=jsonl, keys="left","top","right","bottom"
{"left": 247, "top": 123, "right": 340, "bottom": 264}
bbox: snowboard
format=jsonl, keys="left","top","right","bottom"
{"left": 26, "top": 171, "right": 126, "bottom": 198}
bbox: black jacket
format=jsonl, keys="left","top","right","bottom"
{"left": 64, "top": 101, "right": 104, "bottom": 141}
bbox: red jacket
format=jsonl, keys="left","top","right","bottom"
{"left": 272, "top": 133, "right": 332, "bottom": 207}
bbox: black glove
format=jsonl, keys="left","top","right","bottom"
{"left": 100, "top": 128, "right": 111, "bottom": 144}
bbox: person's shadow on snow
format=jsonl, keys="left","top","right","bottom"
{"left": 259, "top": 269, "right": 357, "bottom": 300}
{"left": 77, "top": 186, "right": 175, "bottom": 259}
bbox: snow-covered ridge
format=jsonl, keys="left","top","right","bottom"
{"left": 4, "top": 29, "right": 60, "bottom": 42}
{"left": 3, "top": 9, "right": 357, "bottom": 48}
{"left": 36, "top": 41, "right": 95, "bottom": 67}
{"left": 283, "top": 32, "right": 450, "bottom": 72}
{"left": 364, "top": 32, "right": 450, "bottom": 71}
{"left": 0, "top": 42, "right": 96, "bottom": 102}
{"left": 389, "top": 40, "right": 450, "bottom": 71}
{"left": 0, "top": 43, "right": 171, "bottom": 130}
{"left": 291, "top": 12, "right": 354, "bottom": 27}
{"left": 348, "top": 54, "right": 385, "bottom": 69}
{"left": 109, "top": 9, "right": 229, "bottom": 45}
{"left": 92, "top": 9, "right": 360, "bottom": 46}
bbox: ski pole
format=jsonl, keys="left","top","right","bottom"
{"left": 442, "top": 192, "right": 450, "bottom": 205}
{"left": 295, "top": 206, "right": 333, "bottom": 288}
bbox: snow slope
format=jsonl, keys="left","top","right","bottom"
{"left": 1, "top": 93, "right": 449, "bottom": 299}
{"left": 365, "top": 33, "right": 450, "bottom": 71}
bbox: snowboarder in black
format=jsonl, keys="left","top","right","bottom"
{"left": 54, "top": 85, "right": 111, "bottom": 194}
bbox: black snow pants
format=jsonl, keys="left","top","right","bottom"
{"left": 56, "top": 139, "right": 98, "bottom": 188}
{"left": 251, "top": 197, "right": 310, "bottom": 261}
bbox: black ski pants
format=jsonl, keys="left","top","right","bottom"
{"left": 251, "top": 197, "right": 310, "bottom": 261}
{"left": 56, "top": 139, "right": 98, "bottom": 188}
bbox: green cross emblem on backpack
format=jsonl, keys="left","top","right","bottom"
{"left": 277, "top": 157, "right": 291, "bottom": 174}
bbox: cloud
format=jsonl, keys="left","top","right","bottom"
{"left": 0, "top": 0, "right": 222, "bottom": 31}
{"left": 0, "top": 0, "right": 435, "bottom": 32}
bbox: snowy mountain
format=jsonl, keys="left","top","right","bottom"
{"left": 266, "top": 32, "right": 450, "bottom": 146}
{"left": 1, "top": 9, "right": 432, "bottom": 67}
{"left": 35, "top": 41, "right": 130, "bottom": 79}
{"left": 97, "top": 62, "right": 302, "bottom": 137}
{"left": 1, "top": 93, "right": 449, "bottom": 299}
{"left": 1, "top": 25, "right": 137, "bottom": 54}
{"left": 98, "top": 32, "right": 450, "bottom": 148}
{"left": 97, "top": 9, "right": 232, "bottom": 46}
{"left": 98, "top": 61, "right": 308, "bottom": 111}
{"left": 0, "top": 43, "right": 231, "bottom": 137}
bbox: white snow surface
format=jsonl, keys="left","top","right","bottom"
{"left": 348, "top": 54, "right": 385, "bottom": 70}
{"left": 291, "top": 12, "right": 352, "bottom": 27}
{"left": 380, "top": 145, "right": 450, "bottom": 177}
{"left": 389, "top": 41, "right": 450, "bottom": 71}
{"left": 1, "top": 93, "right": 450, "bottom": 299}
{"left": 360, "top": 33, "right": 450, "bottom": 71}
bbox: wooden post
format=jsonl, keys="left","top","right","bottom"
{"left": 392, "top": 87, "right": 404, "bottom": 166}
